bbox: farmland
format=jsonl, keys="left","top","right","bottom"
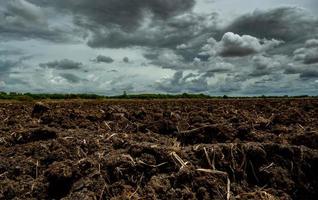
{"left": 0, "top": 99, "right": 317, "bottom": 199}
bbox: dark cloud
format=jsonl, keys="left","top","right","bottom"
{"left": 0, "top": 59, "right": 19, "bottom": 75}
{"left": 108, "top": 69, "right": 118, "bottom": 73}
{"left": 143, "top": 52, "right": 160, "bottom": 61}
{"left": 0, "top": 0, "right": 77, "bottom": 42}
{"left": 0, "top": 58, "right": 24, "bottom": 91}
{"left": 248, "top": 55, "right": 283, "bottom": 77}
{"left": 293, "top": 39, "right": 318, "bottom": 64}
{"left": 224, "top": 7, "right": 318, "bottom": 42}
{"left": 299, "top": 69, "right": 318, "bottom": 79}
{"left": 39, "top": 59, "right": 83, "bottom": 70}
{"left": 282, "top": 60, "right": 318, "bottom": 81}
{"left": 123, "top": 57, "right": 129, "bottom": 63}
{"left": 0, "top": 56, "right": 29, "bottom": 78}
{"left": 85, "top": 13, "right": 217, "bottom": 49}
{"left": 59, "top": 73, "right": 82, "bottom": 83}
{"left": 27, "top": 0, "right": 200, "bottom": 48}
{"left": 93, "top": 55, "right": 114, "bottom": 63}
{"left": 284, "top": 67, "right": 300, "bottom": 75}
{"left": 31, "top": 0, "right": 195, "bottom": 30}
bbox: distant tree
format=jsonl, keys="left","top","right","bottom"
{"left": 122, "top": 91, "right": 128, "bottom": 98}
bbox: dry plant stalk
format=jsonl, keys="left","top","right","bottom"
{"left": 129, "top": 173, "right": 143, "bottom": 199}
{"left": 137, "top": 160, "right": 168, "bottom": 168}
{"left": 122, "top": 154, "right": 136, "bottom": 166}
{"left": 104, "top": 121, "right": 112, "bottom": 130}
{"left": 196, "top": 168, "right": 227, "bottom": 176}
{"left": 170, "top": 151, "right": 189, "bottom": 170}
{"left": 204, "top": 147, "right": 212, "bottom": 167}
{"left": 235, "top": 191, "right": 278, "bottom": 200}
{"left": 35, "top": 160, "right": 39, "bottom": 179}
{"left": 259, "top": 162, "right": 274, "bottom": 172}
{"left": 201, "top": 146, "right": 231, "bottom": 200}
{"left": 226, "top": 177, "right": 230, "bottom": 200}
{"left": 106, "top": 133, "right": 117, "bottom": 141}
{"left": 249, "top": 160, "right": 259, "bottom": 183}
{"left": 99, "top": 183, "right": 111, "bottom": 200}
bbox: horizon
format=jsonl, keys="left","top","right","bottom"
{"left": 0, "top": 91, "right": 314, "bottom": 99}
{"left": 1, "top": 0, "right": 318, "bottom": 96}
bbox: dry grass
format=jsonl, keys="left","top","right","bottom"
{"left": 170, "top": 151, "right": 189, "bottom": 170}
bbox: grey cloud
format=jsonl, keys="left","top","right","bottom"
{"left": 282, "top": 61, "right": 318, "bottom": 81}
{"left": 248, "top": 55, "right": 285, "bottom": 77}
{"left": 28, "top": 0, "right": 198, "bottom": 48}
{"left": 31, "top": 0, "right": 195, "bottom": 31}
{"left": 0, "top": 59, "right": 19, "bottom": 75}
{"left": 305, "top": 39, "right": 318, "bottom": 48}
{"left": 59, "top": 73, "right": 82, "bottom": 83}
{"left": 205, "top": 68, "right": 231, "bottom": 74}
{"left": 0, "top": 0, "right": 77, "bottom": 42}
{"left": 0, "top": 58, "right": 24, "bottom": 91}
{"left": 0, "top": 49, "right": 24, "bottom": 56}
{"left": 293, "top": 39, "right": 318, "bottom": 64}
{"left": 93, "top": 55, "right": 114, "bottom": 63}
{"left": 143, "top": 52, "right": 159, "bottom": 61}
{"left": 143, "top": 48, "right": 236, "bottom": 72}
{"left": 224, "top": 7, "right": 318, "bottom": 42}
{"left": 219, "top": 33, "right": 261, "bottom": 57}
{"left": 217, "top": 77, "right": 242, "bottom": 93}
{"left": 156, "top": 71, "right": 209, "bottom": 93}
{"left": 200, "top": 32, "right": 282, "bottom": 57}
{"left": 0, "top": 56, "right": 29, "bottom": 77}
{"left": 86, "top": 13, "right": 217, "bottom": 49}
{"left": 39, "top": 59, "right": 83, "bottom": 70}
{"left": 5, "top": 77, "right": 29, "bottom": 85}
{"left": 143, "top": 49, "right": 192, "bottom": 69}
{"left": 6, "top": 0, "right": 45, "bottom": 23}
{"left": 108, "top": 69, "right": 118, "bottom": 73}
{"left": 123, "top": 57, "right": 129, "bottom": 63}
{"left": 284, "top": 66, "right": 300, "bottom": 75}
{"left": 299, "top": 69, "right": 318, "bottom": 79}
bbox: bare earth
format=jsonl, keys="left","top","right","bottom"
{"left": 0, "top": 99, "right": 317, "bottom": 199}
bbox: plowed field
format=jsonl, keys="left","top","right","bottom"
{"left": 0, "top": 99, "right": 317, "bottom": 199}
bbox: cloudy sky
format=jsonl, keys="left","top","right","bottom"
{"left": 0, "top": 0, "right": 318, "bottom": 96}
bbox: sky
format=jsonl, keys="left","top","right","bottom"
{"left": 0, "top": 0, "right": 318, "bottom": 96}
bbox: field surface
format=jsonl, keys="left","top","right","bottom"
{"left": 0, "top": 99, "right": 317, "bottom": 200}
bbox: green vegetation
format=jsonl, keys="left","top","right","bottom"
{"left": 0, "top": 92, "right": 104, "bottom": 101}
{"left": 0, "top": 91, "right": 314, "bottom": 101}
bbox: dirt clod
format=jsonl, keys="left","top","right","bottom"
{"left": 31, "top": 102, "right": 49, "bottom": 118}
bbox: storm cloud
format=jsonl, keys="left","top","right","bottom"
{"left": 26, "top": 0, "right": 201, "bottom": 48}
{"left": 1, "top": 0, "right": 318, "bottom": 95}
{"left": 93, "top": 55, "right": 114, "bottom": 63}
{"left": 293, "top": 39, "right": 318, "bottom": 64}
{"left": 0, "top": 59, "right": 19, "bottom": 75}
{"left": 59, "top": 73, "right": 82, "bottom": 83}
{"left": 224, "top": 7, "right": 318, "bottom": 42}
{"left": 0, "top": 0, "right": 77, "bottom": 42}
{"left": 30, "top": 0, "right": 195, "bottom": 29}
{"left": 39, "top": 59, "right": 83, "bottom": 70}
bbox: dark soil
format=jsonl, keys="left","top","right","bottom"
{"left": 0, "top": 99, "right": 317, "bottom": 200}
